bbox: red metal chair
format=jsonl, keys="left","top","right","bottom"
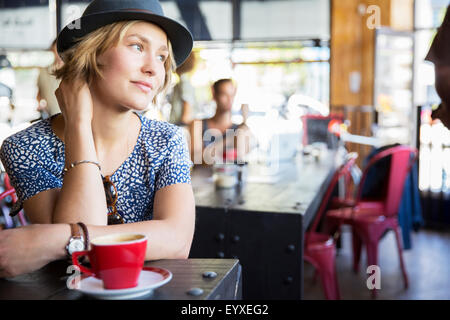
{"left": 0, "top": 188, "right": 17, "bottom": 229}
{"left": 0, "top": 188, "right": 16, "bottom": 202}
{"left": 304, "top": 152, "right": 358, "bottom": 300}
{"left": 3, "top": 173, "right": 13, "bottom": 190}
{"left": 324, "top": 145, "right": 418, "bottom": 298}
{"left": 1, "top": 173, "right": 28, "bottom": 227}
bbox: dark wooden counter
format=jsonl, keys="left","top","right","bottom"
{"left": 0, "top": 259, "right": 241, "bottom": 300}
{"left": 189, "top": 152, "right": 342, "bottom": 299}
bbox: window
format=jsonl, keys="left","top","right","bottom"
{"left": 415, "top": 0, "right": 450, "bottom": 194}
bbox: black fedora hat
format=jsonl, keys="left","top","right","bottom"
{"left": 57, "top": 0, "right": 193, "bottom": 67}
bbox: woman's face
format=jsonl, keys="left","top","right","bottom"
{"left": 94, "top": 21, "right": 168, "bottom": 111}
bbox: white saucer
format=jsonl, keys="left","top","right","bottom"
{"left": 75, "top": 267, "right": 172, "bottom": 300}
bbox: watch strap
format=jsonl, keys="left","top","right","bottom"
{"left": 77, "top": 222, "right": 89, "bottom": 250}
{"left": 66, "top": 223, "right": 84, "bottom": 259}
{"left": 70, "top": 223, "right": 82, "bottom": 239}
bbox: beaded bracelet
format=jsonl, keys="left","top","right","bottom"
{"left": 63, "top": 160, "right": 101, "bottom": 174}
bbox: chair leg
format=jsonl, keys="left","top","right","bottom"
{"left": 317, "top": 264, "right": 340, "bottom": 300}
{"left": 312, "top": 269, "right": 319, "bottom": 284}
{"left": 323, "top": 218, "right": 340, "bottom": 238}
{"left": 306, "top": 247, "right": 341, "bottom": 300}
{"left": 334, "top": 267, "right": 341, "bottom": 300}
{"left": 352, "top": 229, "right": 362, "bottom": 274}
{"left": 393, "top": 226, "right": 409, "bottom": 289}
{"left": 366, "top": 240, "right": 379, "bottom": 299}
{"left": 18, "top": 210, "right": 28, "bottom": 226}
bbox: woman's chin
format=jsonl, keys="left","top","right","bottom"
{"left": 122, "top": 100, "right": 152, "bottom": 112}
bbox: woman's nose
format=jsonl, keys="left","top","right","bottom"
{"left": 141, "top": 56, "right": 157, "bottom": 76}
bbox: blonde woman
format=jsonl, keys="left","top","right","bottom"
{"left": 0, "top": 0, "right": 195, "bottom": 278}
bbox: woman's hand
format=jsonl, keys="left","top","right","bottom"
{"left": 52, "top": 79, "right": 106, "bottom": 225}
{"left": 55, "top": 78, "right": 93, "bottom": 126}
{"left": 0, "top": 224, "right": 67, "bottom": 278}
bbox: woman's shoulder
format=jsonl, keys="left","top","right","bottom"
{"left": 140, "top": 114, "right": 184, "bottom": 143}
{"left": 1, "top": 118, "right": 61, "bottom": 156}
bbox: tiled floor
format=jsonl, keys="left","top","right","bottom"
{"left": 303, "top": 226, "right": 450, "bottom": 300}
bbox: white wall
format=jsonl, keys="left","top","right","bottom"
{"left": 241, "top": 0, "right": 330, "bottom": 40}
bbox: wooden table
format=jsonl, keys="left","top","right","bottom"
{"left": 189, "top": 151, "right": 342, "bottom": 299}
{"left": 0, "top": 259, "right": 242, "bottom": 300}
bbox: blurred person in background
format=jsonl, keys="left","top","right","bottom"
{"left": 189, "top": 78, "right": 253, "bottom": 165}
{"left": 36, "top": 39, "right": 64, "bottom": 118}
{"left": 0, "top": 55, "right": 16, "bottom": 125}
{"left": 168, "top": 51, "right": 197, "bottom": 127}
{"left": 425, "top": 5, "right": 450, "bottom": 130}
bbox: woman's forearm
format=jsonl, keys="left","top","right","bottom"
{"left": 46, "top": 220, "right": 189, "bottom": 263}
{"left": 0, "top": 216, "right": 190, "bottom": 278}
{"left": 52, "top": 122, "right": 107, "bottom": 225}
{"left": 88, "top": 220, "right": 192, "bottom": 260}
{"left": 34, "top": 220, "right": 189, "bottom": 272}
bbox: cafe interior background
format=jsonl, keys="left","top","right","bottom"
{"left": 0, "top": 0, "right": 449, "bottom": 300}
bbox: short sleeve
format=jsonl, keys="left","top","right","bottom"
{"left": 155, "top": 127, "right": 193, "bottom": 191}
{"left": 0, "top": 139, "right": 62, "bottom": 215}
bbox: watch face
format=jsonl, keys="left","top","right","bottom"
{"left": 68, "top": 239, "right": 84, "bottom": 254}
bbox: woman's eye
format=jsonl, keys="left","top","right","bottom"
{"left": 157, "top": 54, "right": 167, "bottom": 62}
{"left": 131, "top": 43, "right": 143, "bottom": 52}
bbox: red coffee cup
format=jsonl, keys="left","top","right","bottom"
{"left": 72, "top": 233, "right": 147, "bottom": 290}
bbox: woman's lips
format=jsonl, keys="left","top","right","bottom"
{"left": 132, "top": 81, "right": 153, "bottom": 93}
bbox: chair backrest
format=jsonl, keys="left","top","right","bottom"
{"left": 0, "top": 173, "right": 28, "bottom": 228}
{"left": 356, "top": 145, "right": 418, "bottom": 217}
{"left": 309, "top": 152, "right": 358, "bottom": 233}
{"left": 3, "top": 173, "right": 13, "bottom": 191}
{"left": 0, "top": 188, "right": 16, "bottom": 202}
{"left": 0, "top": 188, "right": 17, "bottom": 229}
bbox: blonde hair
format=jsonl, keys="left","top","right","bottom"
{"left": 176, "top": 51, "right": 196, "bottom": 75}
{"left": 54, "top": 20, "right": 175, "bottom": 104}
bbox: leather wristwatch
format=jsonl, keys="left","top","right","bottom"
{"left": 66, "top": 223, "right": 85, "bottom": 257}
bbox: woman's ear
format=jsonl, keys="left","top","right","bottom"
{"left": 96, "top": 54, "right": 105, "bottom": 67}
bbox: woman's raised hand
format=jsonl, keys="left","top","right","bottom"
{"left": 55, "top": 78, "right": 94, "bottom": 127}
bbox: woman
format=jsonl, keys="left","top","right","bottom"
{"left": 0, "top": 0, "right": 195, "bottom": 278}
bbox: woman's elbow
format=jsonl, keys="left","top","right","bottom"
{"left": 173, "top": 249, "right": 189, "bottom": 259}
{"left": 174, "top": 228, "right": 194, "bottom": 259}
{"left": 174, "top": 243, "right": 192, "bottom": 259}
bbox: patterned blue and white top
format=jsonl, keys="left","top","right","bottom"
{"left": 0, "top": 113, "right": 192, "bottom": 222}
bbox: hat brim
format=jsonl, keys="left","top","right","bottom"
{"left": 57, "top": 10, "right": 193, "bottom": 67}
